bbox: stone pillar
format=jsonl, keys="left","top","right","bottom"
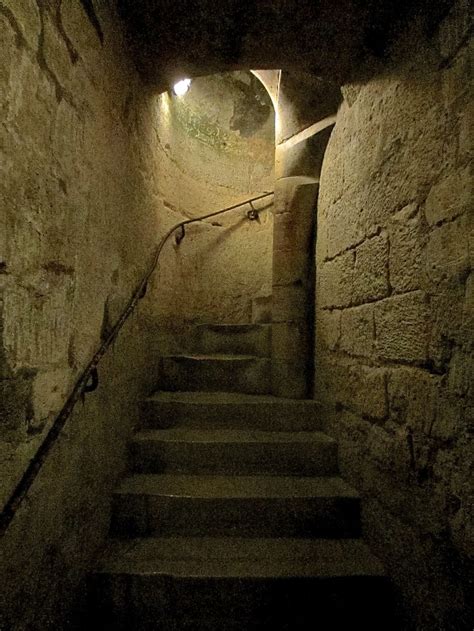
{"left": 271, "top": 116, "right": 336, "bottom": 399}
{"left": 272, "top": 177, "right": 319, "bottom": 398}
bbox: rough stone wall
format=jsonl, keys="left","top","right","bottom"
{"left": 316, "top": 2, "right": 473, "bottom": 628}
{"left": 0, "top": 314, "right": 162, "bottom": 630}
{"left": 146, "top": 72, "right": 275, "bottom": 325}
{"left": 0, "top": 1, "right": 179, "bottom": 627}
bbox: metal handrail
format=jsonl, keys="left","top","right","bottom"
{"left": 0, "top": 191, "right": 274, "bottom": 535}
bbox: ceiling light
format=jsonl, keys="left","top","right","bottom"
{"left": 173, "top": 78, "right": 191, "bottom": 96}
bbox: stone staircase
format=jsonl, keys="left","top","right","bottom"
{"left": 87, "top": 324, "right": 393, "bottom": 630}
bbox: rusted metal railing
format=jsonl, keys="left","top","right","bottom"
{"left": 0, "top": 191, "right": 274, "bottom": 536}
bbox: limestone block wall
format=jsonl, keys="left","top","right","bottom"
{"left": 316, "top": 2, "right": 473, "bottom": 627}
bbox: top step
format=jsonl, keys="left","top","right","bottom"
{"left": 154, "top": 324, "right": 272, "bottom": 358}
{"left": 191, "top": 324, "right": 271, "bottom": 358}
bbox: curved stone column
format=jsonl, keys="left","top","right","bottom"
{"left": 272, "top": 176, "right": 319, "bottom": 398}
{"left": 270, "top": 74, "right": 339, "bottom": 398}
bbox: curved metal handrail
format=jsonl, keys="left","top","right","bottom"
{"left": 0, "top": 191, "right": 274, "bottom": 535}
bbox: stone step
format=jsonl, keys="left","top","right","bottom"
{"left": 111, "top": 474, "right": 360, "bottom": 538}
{"left": 129, "top": 429, "right": 338, "bottom": 476}
{"left": 147, "top": 323, "right": 272, "bottom": 357}
{"left": 159, "top": 354, "right": 271, "bottom": 394}
{"left": 141, "top": 391, "right": 322, "bottom": 430}
{"left": 89, "top": 537, "right": 391, "bottom": 630}
{"left": 190, "top": 323, "right": 271, "bottom": 357}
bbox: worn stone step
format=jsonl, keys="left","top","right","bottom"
{"left": 111, "top": 474, "right": 360, "bottom": 538}
{"left": 141, "top": 391, "right": 322, "bottom": 430}
{"left": 190, "top": 323, "right": 272, "bottom": 357}
{"left": 145, "top": 323, "right": 272, "bottom": 357}
{"left": 129, "top": 429, "right": 338, "bottom": 476}
{"left": 159, "top": 354, "right": 271, "bottom": 394}
{"left": 89, "top": 537, "right": 391, "bottom": 630}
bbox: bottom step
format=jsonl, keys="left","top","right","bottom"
{"left": 88, "top": 537, "right": 393, "bottom": 630}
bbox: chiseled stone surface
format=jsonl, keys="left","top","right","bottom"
{"left": 425, "top": 165, "right": 472, "bottom": 226}
{"left": 374, "top": 291, "right": 430, "bottom": 364}
{"left": 317, "top": 250, "right": 354, "bottom": 309}
{"left": 388, "top": 203, "right": 426, "bottom": 293}
{"left": 339, "top": 304, "right": 374, "bottom": 358}
{"left": 316, "top": 2, "right": 473, "bottom": 628}
{"left": 272, "top": 177, "right": 319, "bottom": 398}
{"left": 1, "top": 0, "right": 41, "bottom": 51}
{"left": 147, "top": 71, "right": 275, "bottom": 326}
{"left": 353, "top": 233, "right": 389, "bottom": 305}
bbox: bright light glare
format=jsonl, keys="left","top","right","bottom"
{"left": 173, "top": 78, "right": 191, "bottom": 96}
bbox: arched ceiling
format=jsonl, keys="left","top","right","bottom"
{"left": 116, "top": 0, "right": 451, "bottom": 89}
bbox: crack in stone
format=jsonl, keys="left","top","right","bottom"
{"left": 79, "top": 0, "right": 104, "bottom": 45}
{"left": 56, "top": 1, "right": 79, "bottom": 66}
{"left": 0, "top": 2, "right": 28, "bottom": 49}
{"left": 34, "top": 1, "right": 81, "bottom": 114}
{"left": 438, "top": 22, "right": 474, "bottom": 70}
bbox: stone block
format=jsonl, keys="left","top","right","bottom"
{"left": 353, "top": 233, "right": 389, "bottom": 304}
{"left": 315, "top": 309, "right": 340, "bottom": 352}
{"left": 447, "top": 349, "right": 473, "bottom": 397}
{"left": 375, "top": 292, "right": 430, "bottom": 363}
{"left": 273, "top": 204, "right": 314, "bottom": 253}
{"left": 271, "top": 358, "right": 308, "bottom": 399}
{"left": 424, "top": 165, "right": 472, "bottom": 226}
{"left": 325, "top": 194, "right": 364, "bottom": 260}
{"left": 340, "top": 304, "right": 374, "bottom": 358}
{"left": 387, "top": 367, "right": 439, "bottom": 433}
{"left": 428, "top": 283, "right": 466, "bottom": 368}
{"left": 316, "top": 216, "right": 329, "bottom": 262}
{"left": 318, "top": 136, "right": 345, "bottom": 211}
{"left": 350, "top": 365, "right": 387, "bottom": 420}
{"left": 389, "top": 204, "right": 425, "bottom": 293}
{"left": 426, "top": 215, "right": 470, "bottom": 285}
{"left": 317, "top": 358, "right": 387, "bottom": 420}
{"left": 317, "top": 251, "right": 354, "bottom": 309}
{"left": 2, "top": 0, "right": 41, "bottom": 50}
{"left": 330, "top": 364, "right": 387, "bottom": 419}
{"left": 273, "top": 247, "right": 309, "bottom": 286}
{"left": 272, "top": 283, "right": 307, "bottom": 323}
{"left": 272, "top": 321, "right": 308, "bottom": 362}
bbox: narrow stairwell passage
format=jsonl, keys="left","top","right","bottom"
{"left": 88, "top": 324, "right": 393, "bottom": 630}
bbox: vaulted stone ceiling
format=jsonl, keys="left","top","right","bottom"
{"left": 116, "top": 0, "right": 451, "bottom": 87}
